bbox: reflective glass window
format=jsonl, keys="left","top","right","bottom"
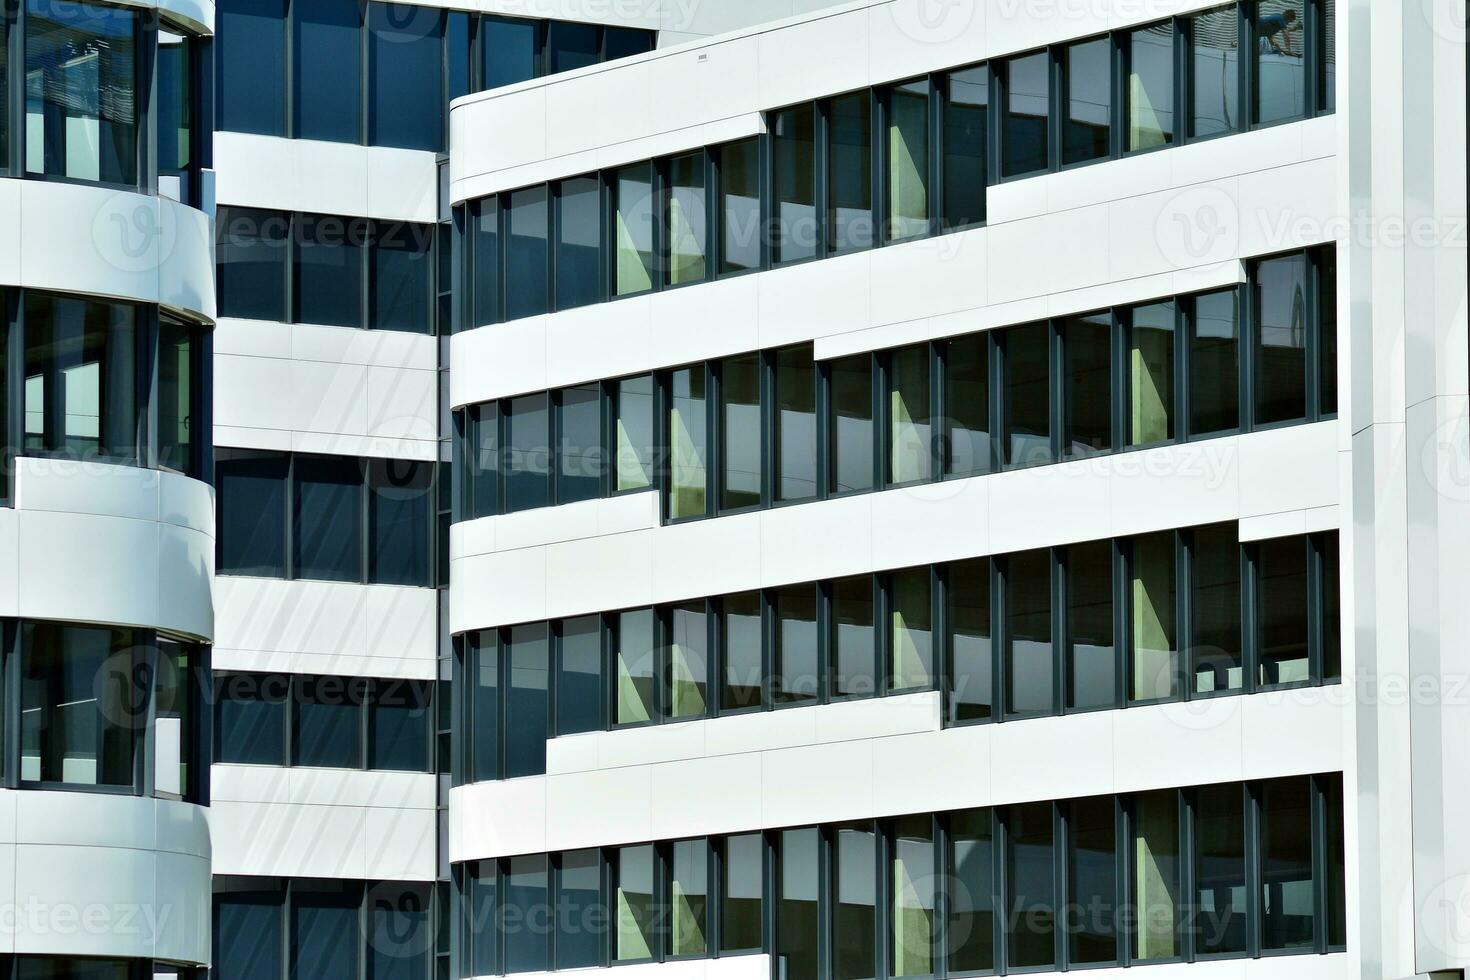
{"left": 368, "top": 458, "right": 431, "bottom": 586}
{"left": 217, "top": 0, "right": 286, "bottom": 136}
{"left": 294, "top": 454, "right": 363, "bottom": 582}
{"left": 217, "top": 449, "right": 288, "bottom": 576}
{"left": 773, "top": 103, "right": 818, "bottom": 263}
{"left": 294, "top": 675, "right": 365, "bottom": 768}
{"left": 615, "top": 608, "right": 655, "bottom": 726}
{"left": 773, "top": 584, "right": 819, "bottom": 705}
{"left": 775, "top": 344, "right": 817, "bottom": 502}
{"left": 668, "top": 366, "right": 708, "bottom": 519}
{"left": 887, "top": 344, "right": 931, "bottom": 485}
{"left": 481, "top": 16, "right": 538, "bottom": 90}
{"left": 295, "top": 213, "right": 366, "bottom": 328}
{"left": 218, "top": 206, "right": 289, "bottom": 321}
{"left": 1005, "top": 803, "right": 1055, "bottom": 970}
{"left": 552, "top": 175, "right": 599, "bottom": 310}
{"left": 829, "top": 91, "right": 874, "bottom": 253}
{"left": 1130, "top": 531, "right": 1178, "bottom": 703}
{"left": 719, "top": 139, "right": 762, "bottom": 274}
{"left": 615, "top": 374, "right": 656, "bottom": 492}
{"left": 1003, "top": 322, "right": 1052, "bottom": 468}
{"left": 371, "top": 220, "right": 433, "bottom": 332}
{"left": 506, "top": 187, "right": 550, "bottom": 320}
{"left": 614, "top": 162, "right": 655, "bottom": 296}
{"left": 505, "top": 393, "right": 550, "bottom": 513}
{"left": 1063, "top": 37, "right": 1111, "bottom": 165}
{"left": 1128, "top": 23, "right": 1176, "bottom": 150}
{"left": 1254, "top": 252, "right": 1309, "bottom": 425}
{"left": 1004, "top": 549, "right": 1052, "bottom": 718}
{"left": 24, "top": 0, "right": 139, "bottom": 184}
{"left": 1063, "top": 312, "right": 1112, "bottom": 457}
{"left": 831, "top": 576, "right": 877, "bottom": 700}
{"left": 830, "top": 354, "right": 875, "bottom": 494}
{"left": 943, "top": 66, "right": 988, "bottom": 229}
{"left": 1002, "top": 52, "right": 1050, "bottom": 177}
{"left": 1190, "top": 290, "right": 1240, "bottom": 435}
{"left": 1066, "top": 540, "right": 1115, "bottom": 711}
{"left": 668, "top": 152, "right": 708, "bottom": 285}
{"left": 1254, "top": 0, "right": 1306, "bottom": 124}
{"left": 293, "top": 0, "right": 361, "bottom": 142}
{"left": 505, "top": 623, "right": 549, "bottom": 778}
{"left": 721, "top": 592, "right": 763, "bottom": 712}
{"left": 556, "top": 615, "right": 602, "bottom": 735}
{"left": 1128, "top": 301, "right": 1175, "bottom": 446}
{"left": 719, "top": 353, "right": 761, "bottom": 511}
{"left": 20, "top": 623, "right": 138, "bottom": 786}
{"left": 885, "top": 80, "right": 930, "bottom": 240}
{"left": 22, "top": 291, "right": 138, "bottom": 459}
{"left": 1189, "top": 6, "right": 1240, "bottom": 138}
{"left": 669, "top": 601, "right": 709, "bottom": 719}
{"left": 368, "top": 3, "right": 443, "bottom": 150}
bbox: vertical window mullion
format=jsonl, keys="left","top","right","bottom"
{"left": 1242, "top": 540, "right": 1258, "bottom": 695}
{"left": 1307, "top": 534, "right": 1325, "bottom": 684}
{"left": 927, "top": 74, "right": 942, "bottom": 238}
{"left": 990, "top": 557, "right": 1005, "bottom": 726}
{"left": 1305, "top": 247, "right": 1323, "bottom": 420}
{"left": 1245, "top": 780, "right": 1263, "bottom": 957}
{"left": 1175, "top": 295, "right": 1191, "bottom": 442}
{"left": 1310, "top": 773, "right": 1331, "bottom": 953}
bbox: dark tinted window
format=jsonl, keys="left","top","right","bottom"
{"left": 1005, "top": 802, "right": 1056, "bottom": 969}
{"left": 1254, "top": 252, "right": 1309, "bottom": 424}
{"left": 295, "top": 454, "right": 363, "bottom": 582}
{"left": 943, "top": 66, "right": 987, "bottom": 228}
{"left": 719, "top": 139, "right": 761, "bottom": 274}
{"left": 831, "top": 576, "right": 876, "bottom": 699}
{"left": 720, "top": 592, "right": 762, "bottom": 711}
{"left": 1003, "top": 322, "right": 1052, "bottom": 468}
{"left": 1005, "top": 549, "right": 1052, "bottom": 718}
{"left": 828, "top": 91, "right": 873, "bottom": 253}
{"left": 774, "top": 345, "right": 817, "bottom": 501}
{"left": 218, "top": 450, "right": 288, "bottom": 576}
{"left": 948, "top": 558, "right": 992, "bottom": 723}
{"left": 505, "top": 623, "right": 549, "bottom": 777}
{"left": 22, "top": 292, "right": 139, "bottom": 458}
{"left": 216, "top": 673, "right": 288, "bottom": 765}
{"left": 368, "top": 3, "right": 443, "bottom": 150}
{"left": 294, "top": 675, "right": 366, "bottom": 768}
{"left": 370, "top": 883, "right": 432, "bottom": 980}
{"left": 722, "top": 834, "right": 765, "bottom": 951}
{"left": 1190, "top": 290, "right": 1240, "bottom": 434}
{"left": 20, "top": 623, "right": 139, "bottom": 787}
{"left": 1067, "top": 797, "right": 1117, "bottom": 964}
{"left": 481, "top": 16, "right": 539, "bottom": 89}
{"left": 1257, "top": 536, "right": 1309, "bottom": 686}
{"left": 216, "top": 882, "right": 285, "bottom": 980}
{"left": 945, "top": 334, "right": 989, "bottom": 476}
{"left": 602, "top": 26, "right": 653, "bottom": 61}
{"left": 293, "top": 0, "right": 362, "bottom": 142}
{"left": 557, "top": 383, "right": 602, "bottom": 503}
{"left": 368, "top": 458, "right": 431, "bottom": 586}
{"left": 292, "top": 882, "right": 361, "bottom": 980}
{"left": 505, "top": 393, "right": 550, "bottom": 512}
{"left": 830, "top": 354, "right": 875, "bottom": 494}
{"left": 296, "top": 214, "right": 366, "bottom": 328}
{"left": 1259, "top": 777, "right": 1314, "bottom": 949}
{"left": 1128, "top": 23, "right": 1175, "bottom": 150}
{"left": 555, "top": 176, "right": 602, "bottom": 310}
{"left": 1002, "top": 52, "right": 1050, "bottom": 177}
{"left": 773, "top": 584, "right": 819, "bottom": 704}
{"left": 1194, "top": 782, "right": 1247, "bottom": 954}
{"left": 1065, "top": 540, "right": 1115, "bottom": 710}
{"left": 1063, "top": 312, "right": 1112, "bottom": 457}
{"left": 719, "top": 353, "right": 761, "bottom": 512}
{"left": 472, "top": 198, "right": 500, "bottom": 327}
{"left": 218, "top": 207, "right": 289, "bottom": 321}
{"left": 773, "top": 104, "right": 818, "bottom": 264}
{"left": 557, "top": 850, "right": 603, "bottom": 968}
{"left": 546, "top": 20, "right": 598, "bottom": 73}
{"left": 505, "top": 187, "right": 550, "bottom": 320}
{"left": 217, "top": 0, "right": 287, "bottom": 135}
{"left": 948, "top": 809, "right": 994, "bottom": 972}
{"left": 777, "top": 828, "right": 820, "bottom": 980}
{"left": 371, "top": 221, "right": 433, "bottom": 332}
{"left": 556, "top": 616, "right": 602, "bottom": 735}
{"left": 1063, "top": 37, "right": 1111, "bottom": 164}
{"left": 370, "top": 679, "right": 430, "bottom": 771}
{"left": 502, "top": 855, "right": 551, "bottom": 972}
{"left": 24, "top": 0, "right": 139, "bottom": 185}
{"left": 470, "top": 632, "right": 499, "bottom": 782}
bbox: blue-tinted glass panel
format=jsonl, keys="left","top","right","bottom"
{"left": 218, "top": 207, "right": 289, "bottom": 321}
{"left": 370, "top": 883, "right": 432, "bottom": 980}
{"left": 555, "top": 176, "right": 602, "bottom": 311}
{"left": 293, "top": 0, "right": 362, "bottom": 142}
{"left": 369, "top": 458, "right": 431, "bottom": 586}
{"left": 158, "top": 32, "right": 194, "bottom": 176}
{"left": 943, "top": 66, "right": 987, "bottom": 228}
{"left": 1002, "top": 51, "right": 1050, "bottom": 177}
{"left": 503, "top": 855, "right": 551, "bottom": 972}
{"left": 466, "top": 863, "right": 498, "bottom": 976}
{"left": 1063, "top": 37, "right": 1110, "bottom": 165}
{"left": 506, "top": 187, "right": 550, "bottom": 320}
{"left": 369, "top": 3, "right": 443, "bottom": 150}
{"left": 472, "top": 197, "right": 500, "bottom": 327}
{"left": 370, "top": 678, "right": 430, "bottom": 771}
{"left": 602, "top": 26, "right": 653, "bottom": 61}
{"left": 217, "top": 450, "right": 288, "bottom": 576}
{"left": 505, "top": 623, "right": 549, "bottom": 778}
{"left": 216, "top": 883, "right": 285, "bottom": 980}
{"left": 292, "top": 882, "right": 361, "bottom": 980}
{"left": 1254, "top": 0, "right": 1306, "bottom": 124}
{"left": 372, "top": 221, "right": 433, "bottom": 332}
{"left": 557, "top": 384, "right": 602, "bottom": 503}
{"left": 1005, "top": 803, "right": 1056, "bottom": 970}
{"left": 25, "top": 0, "right": 139, "bottom": 185}
{"left": 294, "top": 675, "right": 365, "bottom": 768}
{"left": 557, "top": 849, "right": 603, "bottom": 968}
{"left": 470, "top": 632, "right": 499, "bottom": 782}
{"left": 215, "top": 673, "right": 288, "bottom": 765}
{"left": 556, "top": 615, "right": 602, "bottom": 735}
{"left": 505, "top": 393, "right": 550, "bottom": 512}
{"left": 217, "top": 0, "right": 286, "bottom": 135}
{"left": 465, "top": 402, "right": 499, "bottom": 518}
{"left": 1005, "top": 549, "right": 1053, "bottom": 718}
{"left": 546, "top": 20, "right": 598, "bottom": 73}
{"left": 296, "top": 213, "right": 366, "bottom": 328}
{"left": 294, "top": 454, "right": 363, "bottom": 582}
{"left": 1067, "top": 797, "right": 1117, "bottom": 964}
{"left": 482, "top": 16, "right": 539, "bottom": 90}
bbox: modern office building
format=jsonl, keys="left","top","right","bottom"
{"left": 4, "top": 0, "right": 1467, "bottom": 978}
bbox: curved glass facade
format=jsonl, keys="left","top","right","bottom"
{"left": 1, "top": 0, "right": 208, "bottom": 200}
